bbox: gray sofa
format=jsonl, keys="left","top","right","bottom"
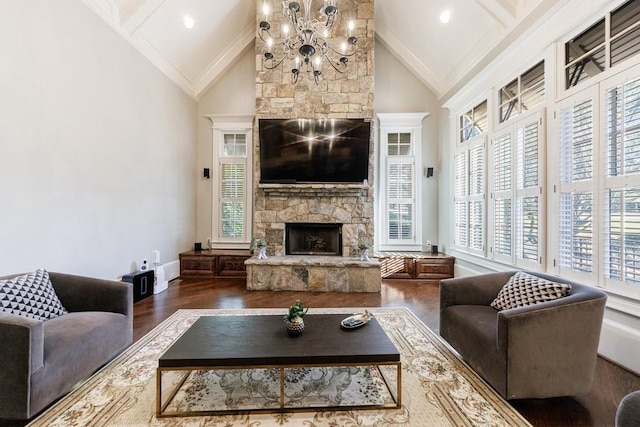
{"left": 0, "top": 272, "right": 133, "bottom": 420}
{"left": 440, "top": 271, "right": 607, "bottom": 400}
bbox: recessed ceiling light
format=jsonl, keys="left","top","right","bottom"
{"left": 440, "top": 10, "right": 450, "bottom": 24}
{"left": 183, "top": 15, "right": 194, "bottom": 29}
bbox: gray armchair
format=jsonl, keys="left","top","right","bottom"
{"left": 0, "top": 272, "right": 133, "bottom": 419}
{"left": 439, "top": 271, "right": 607, "bottom": 400}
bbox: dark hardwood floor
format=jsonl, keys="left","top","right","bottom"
{"left": 3, "top": 277, "right": 639, "bottom": 426}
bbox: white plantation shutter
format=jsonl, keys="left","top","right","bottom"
{"left": 454, "top": 152, "right": 468, "bottom": 247}
{"left": 453, "top": 139, "right": 485, "bottom": 255}
{"left": 387, "top": 163, "right": 414, "bottom": 240}
{"left": 558, "top": 96, "right": 595, "bottom": 276}
{"left": 469, "top": 145, "right": 485, "bottom": 253}
{"left": 515, "top": 117, "right": 542, "bottom": 266}
{"left": 493, "top": 132, "right": 512, "bottom": 260}
{"left": 490, "top": 112, "right": 543, "bottom": 266}
{"left": 220, "top": 163, "right": 245, "bottom": 238}
{"left": 604, "top": 76, "right": 640, "bottom": 288}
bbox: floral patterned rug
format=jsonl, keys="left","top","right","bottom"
{"left": 28, "top": 308, "right": 531, "bottom": 427}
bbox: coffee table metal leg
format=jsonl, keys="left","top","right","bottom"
{"left": 397, "top": 362, "right": 402, "bottom": 408}
{"left": 157, "top": 368, "right": 194, "bottom": 417}
{"left": 280, "top": 368, "right": 285, "bottom": 410}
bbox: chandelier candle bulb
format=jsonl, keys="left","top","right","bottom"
{"left": 263, "top": 3, "right": 269, "bottom": 21}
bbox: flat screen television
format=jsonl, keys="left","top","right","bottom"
{"left": 259, "top": 118, "right": 371, "bottom": 184}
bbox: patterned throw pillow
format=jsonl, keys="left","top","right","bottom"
{"left": 0, "top": 269, "right": 68, "bottom": 321}
{"left": 490, "top": 271, "right": 572, "bottom": 311}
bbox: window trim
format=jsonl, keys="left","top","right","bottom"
{"left": 207, "top": 115, "right": 254, "bottom": 250}
{"left": 376, "top": 113, "right": 428, "bottom": 252}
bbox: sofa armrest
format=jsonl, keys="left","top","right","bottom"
{"left": 496, "top": 288, "right": 607, "bottom": 398}
{"left": 440, "top": 271, "right": 516, "bottom": 311}
{"left": 0, "top": 312, "right": 44, "bottom": 418}
{"left": 48, "top": 272, "right": 133, "bottom": 316}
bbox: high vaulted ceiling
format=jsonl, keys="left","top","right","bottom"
{"left": 81, "top": 0, "right": 561, "bottom": 100}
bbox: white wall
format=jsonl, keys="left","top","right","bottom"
{"left": 0, "top": 0, "right": 197, "bottom": 279}
{"left": 195, "top": 45, "right": 256, "bottom": 245}
{"left": 375, "top": 42, "right": 440, "bottom": 248}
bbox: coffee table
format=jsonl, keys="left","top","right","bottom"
{"left": 156, "top": 314, "right": 401, "bottom": 417}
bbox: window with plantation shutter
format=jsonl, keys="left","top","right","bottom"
{"left": 453, "top": 137, "right": 485, "bottom": 255}
{"left": 489, "top": 111, "right": 544, "bottom": 266}
{"left": 604, "top": 75, "right": 640, "bottom": 289}
{"left": 515, "top": 117, "right": 542, "bottom": 267}
{"left": 558, "top": 95, "right": 595, "bottom": 278}
{"left": 209, "top": 117, "right": 253, "bottom": 249}
{"left": 387, "top": 163, "right": 414, "bottom": 240}
{"left": 377, "top": 113, "right": 426, "bottom": 251}
{"left": 492, "top": 132, "right": 513, "bottom": 260}
{"left": 220, "top": 163, "right": 245, "bottom": 238}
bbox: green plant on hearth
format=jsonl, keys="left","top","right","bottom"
{"left": 251, "top": 238, "right": 267, "bottom": 250}
{"left": 283, "top": 300, "right": 308, "bottom": 323}
{"left": 352, "top": 241, "right": 370, "bottom": 252}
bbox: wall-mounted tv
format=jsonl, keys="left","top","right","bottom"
{"left": 259, "top": 118, "right": 371, "bottom": 184}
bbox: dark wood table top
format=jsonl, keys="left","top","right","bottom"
{"left": 159, "top": 314, "right": 400, "bottom": 368}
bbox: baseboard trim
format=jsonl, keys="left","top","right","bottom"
{"left": 599, "top": 318, "right": 640, "bottom": 376}
{"left": 163, "top": 259, "right": 180, "bottom": 282}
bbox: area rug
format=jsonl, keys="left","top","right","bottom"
{"left": 28, "top": 308, "right": 531, "bottom": 427}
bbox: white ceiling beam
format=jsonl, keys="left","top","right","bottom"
{"left": 474, "top": 0, "right": 517, "bottom": 28}
{"left": 375, "top": 21, "right": 444, "bottom": 98}
{"left": 119, "top": 0, "right": 166, "bottom": 34}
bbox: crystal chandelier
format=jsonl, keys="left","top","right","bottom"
{"left": 258, "top": 1, "right": 358, "bottom": 84}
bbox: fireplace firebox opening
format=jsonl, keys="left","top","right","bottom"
{"left": 285, "top": 223, "right": 343, "bottom": 256}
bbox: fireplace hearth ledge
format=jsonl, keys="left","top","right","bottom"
{"left": 245, "top": 256, "right": 381, "bottom": 292}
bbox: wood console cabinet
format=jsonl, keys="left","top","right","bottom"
{"left": 378, "top": 254, "right": 454, "bottom": 283}
{"left": 179, "top": 250, "right": 251, "bottom": 278}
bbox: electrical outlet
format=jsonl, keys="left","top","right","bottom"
{"left": 427, "top": 240, "right": 431, "bottom": 247}
{"left": 207, "top": 237, "right": 212, "bottom": 249}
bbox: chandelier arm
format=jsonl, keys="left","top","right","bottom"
{"left": 323, "top": 55, "right": 348, "bottom": 74}
{"left": 325, "top": 44, "right": 359, "bottom": 58}
{"left": 263, "top": 54, "right": 290, "bottom": 70}
{"left": 258, "top": 27, "right": 274, "bottom": 43}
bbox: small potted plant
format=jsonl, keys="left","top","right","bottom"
{"left": 352, "top": 241, "right": 371, "bottom": 261}
{"left": 283, "top": 300, "right": 308, "bottom": 336}
{"left": 251, "top": 238, "right": 268, "bottom": 260}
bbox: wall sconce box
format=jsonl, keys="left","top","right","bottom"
{"left": 122, "top": 270, "right": 155, "bottom": 303}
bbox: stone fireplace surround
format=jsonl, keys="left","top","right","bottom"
{"left": 248, "top": 0, "right": 377, "bottom": 292}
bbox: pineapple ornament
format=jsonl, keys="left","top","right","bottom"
{"left": 284, "top": 300, "right": 308, "bottom": 337}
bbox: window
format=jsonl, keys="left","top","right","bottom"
{"left": 209, "top": 116, "right": 253, "bottom": 249}
{"left": 565, "top": 0, "right": 640, "bottom": 89}
{"left": 555, "top": 66, "right": 640, "bottom": 297}
{"left": 460, "top": 100, "right": 488, "bottom": 142}
{"left": 490, "top": 112, "right": 544, "bottom": 267}
{"left": 558, "top": 95, "right": 596, "bottom": 278}
{"left": 498, "top": 61, "right": 545, "bottom": 123}
{"left": 454, "top": 140, "right": 486, "bottom": 255}
{"left": 377, "top": 113, "right": 426, "bottom": 251}
{"left": 604, "top": 75, "right": 640, "bottom": 290}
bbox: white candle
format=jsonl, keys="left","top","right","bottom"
{"left": 348, "top": 20, "right": 354, "bottom": 37}
{"left": 263, "top": 3, "right": 269, "bottom": 21}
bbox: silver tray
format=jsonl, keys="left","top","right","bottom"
{"left": 340, "top": 311, "right": 372, "bottom": 330}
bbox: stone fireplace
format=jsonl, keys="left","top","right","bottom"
{"left": 246, "top": 0, "right": 378, "bottom": 292}
{"left": 286, "top": 223, "right": 342, "bottom": 256}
